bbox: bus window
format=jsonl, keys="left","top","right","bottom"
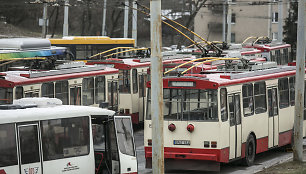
{"left": 95, "top": 76, "right": 106, "bottom": 104}
{"left": 278, "top": 78, "right": 289, "bottom": 109}
{"left": 242, "top": 84, "right": 254, "bottom": 116}
{"left": 41, "top": 117, "right": 90, "bottom": 161}
{"left": 70, "top": 86, "right": 81, "bottom": 105}
{"left": 15, "top": 86, "right": 24, "bottom": 99}
{"left": 275, "top": 50, "right": 281, "bottom": 65}
{"left": 109, "top": 121, "right": 120, "bottom": 174}
{"left": 25, "top": 91, "right": 39, "bottom": 98}
{"left": 289, "top": 77, "right": 295, "bottom": 106}
{"left": 0, "top": 88, "right": 13, "bottom": 104}
{"left": 55, "top": 81, "right": 69, "bottom": 105}
{"left": 0, "top": 123, "right": 18, "bottom": 167}
{"left": 42, "top": 82, "right": 54, "bottom": 98}
{"left": 83, "top": 77, "right": 94, "bottom": 106}
{"left": 132, "top": 69, "right": 138, "bottom": 94}
{"left": 115, "top": 118, "right": 135, "bottom": 156}
{"left": 139, "top": 74, "right": 147, "bottom": 98}
{"left": 92, "top": 124, "right": 105, "bottom": 151}
{"left": 108, "top": 81, "right": 118, "bottom": 111}
{"left": 283, "top": 48, "right": 289, "bottom": 64}
{"left": 18, "top": 125, "right": 40, "bottom": 164}
{"left": 254, "top": 82, "right": 267, "bottom": 114}
{"left": 229, "top": 94, "right": 241, "bottom": 126}
{"left": 76, "top": 45, "right": 86, "bottom": 59}
{"left": 220, "top": 88, "right": 228, "bottom": 122}
{"left": 119, "top": 70, "right": 131, "bottom": 93}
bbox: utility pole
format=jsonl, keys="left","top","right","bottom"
{"left": 293, "top": 0, "right": 305, "bottom": 162}
{"left": 226, "top": 0, "right": 232, "bottom": 43}
{"left": 42, "top": 1, "right": 48, "bottom": 38}
{"left": 268, "top": 0, "right": 272, "bottom": 38}
{"left": 277, "top": 0, "right": 283, "bottom": 42}
{"left": 132, "top": 0, "right": 137, "bottom": 46}
{"left": 101, "top": 0, "right": 107, "bottom": 36}
{"left": 124, "top": 0, "right": 129, "bottom": 38}
{"left": 222, "top": 0, "right": 226, "bottom": 42}
{"left": 63, "top": 0, "right": 69, "bottom": 37}
{"left": 150, "top": 0, "right": 164, "bottom": 173}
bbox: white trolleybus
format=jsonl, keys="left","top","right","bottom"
{"left": 144, "top": 60, "right": 300, "bottom": 171}
{"left": 0, "top": 62, "right": 119, "bottom": 111}
{"left": 87, "top": 53, "right": 194, "bottom": 125}
{"left": 0, "top": 98, "right": 137, "bottom": 174}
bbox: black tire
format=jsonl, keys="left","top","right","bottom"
{"left": 242, "top": 135, "right": 256, "bottom": 166}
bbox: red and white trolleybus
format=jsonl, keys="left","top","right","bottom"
{"left": 144, "top": 60, "right": 300, "bottom": 171}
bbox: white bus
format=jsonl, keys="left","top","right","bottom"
{"left": 145, "top": 61, "right": 299, "bottom": 171}
{"left": 0, "top": 98, "right": 137, "bottom": 174}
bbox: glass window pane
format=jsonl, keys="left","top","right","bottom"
{"left": 278, "top": 78, "right": 289, "bottom": 108}
{"left": 0, "top": 87, "right": 13, "bottom": 104}
{"left": 115, "top": 118, "right": 135, "bottom": 156}
{"left": 70, "top": 87, "right": 81, "bottom": 105}
{"left": 132, "top": 69, "right": 138, "bottom": 94}
{"left": 108, "top": 81, "right": 118, "bottom": 111}
{"left": 82, "top": 77, "right": 94, "bottom": 106}
{"left": 41, "top": 117, "right": 90, "bottom": 161}
{"left": 0, "top": 123, "right": 18, "bottom": 167}
{"left": 243, "top": 84, "right": 254, "bottom": 116}
{"left": 42, "top": 82, "right": 54, "bottom": 98}
{"left": 15, "top": 86, "right": 24, "bottom": 99}
{"left": 289, "top": 77, "right": 295, "bottom": 106}
{"left": 95, "top": 76, "right": 106, "bottom": 104}
{"left": 220, "top": 88, "right": 228, "bottom": 122}
{"left": 119, "top": 70, "right": 130, "bottom": 93}
{"left": 55, "top": 81, "right": 69, "bottom": 105}
{"left": 19, "top": 125, "right": 40, "bottom": 164}
{"left": 254, "top": 82, "right": 267, "bottom": 114}
{"left": 229, "top": 95, "right": 235, "bottom": 126}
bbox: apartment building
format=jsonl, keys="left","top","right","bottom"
{"left": 194, "top": 0, "right": 291, "bottom": 43}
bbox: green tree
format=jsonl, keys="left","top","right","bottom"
{"left": 283, "top": 1, "right": 298, "bottom": 57}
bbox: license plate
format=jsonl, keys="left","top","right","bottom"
{"left": 173, "top": 140, "right": 190, "bottom": 145}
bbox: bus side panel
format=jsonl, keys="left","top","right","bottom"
{"left": 0, "top": 166, "right": 19, "bottom": 174}
{"left": 42, "top": 154, "right": 95, "bottom": 174}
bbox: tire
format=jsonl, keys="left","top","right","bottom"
{"left": 242, "top": 135, "right": 256, "bottom": 166}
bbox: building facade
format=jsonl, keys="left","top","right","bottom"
{"left": 194, "top": 0, "right": 291, "bottom": 43}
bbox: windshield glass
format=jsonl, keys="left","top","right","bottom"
{"left": 146, "top": 88, "right": 218, "bottom": 121}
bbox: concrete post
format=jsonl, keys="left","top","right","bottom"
{"left": 226, "top": 0, "right": 232, "bottom": 43}
{"left": 102, "top": 0, "right": 107, "bottom": 36}
{"left": 63, "top": 0, "right": 69, "bottom": 37}
{"left": 132, "top": 0, "right": 137, "bottom": 46}
{"left": 150, "top": 0, "right": 164, "bottom": 173}
{"left": 278, "top": 0, "right": 283, "bottom": 42}
{"left": 124, "top": 0, "right": 129, "bottom": 38}
{"left": 293, "top": 0, "right": 305, "bottom": 162}
{"left": 42, "top": 2, "right": 48, "bottom": 38}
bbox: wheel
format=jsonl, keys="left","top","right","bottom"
{"left": 242, "top": 135, "right": 256, "bottom": 166}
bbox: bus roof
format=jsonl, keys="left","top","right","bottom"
{"left": 150, "top": 65, "right": 297, "bottom": 90}
{"left": 49, "top": 36, "right": 135, "bottom": 45}
{"left": 0, "top": 66, "right": 119, "bottom": 87}
{"left": 0, "top": 104, "right": 115, "bottom": 124}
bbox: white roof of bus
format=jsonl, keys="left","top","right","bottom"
{"left": 0, "top": 105, "right": 115, "bottom": 124}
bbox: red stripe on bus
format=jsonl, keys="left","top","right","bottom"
{"left": 0, "top": 169, "right": 6, "bottom": 174}
{"left": 131, "top": 112, "right": 139, "bottom": 124}
{"left": 256, "top": 136, "right": 268, "bottom": 154}
{"left": 144, "top": 146, "right": 229, "bottom": 163}
{"left": 122, "top": 172, "right": 137, "bottom": 174}
{"left": 279, "top": 130, "right": 293, "bottom": 147}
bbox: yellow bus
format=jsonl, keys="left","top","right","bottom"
{"left": 49, "top": 36, "right": 135, "bottom": 60}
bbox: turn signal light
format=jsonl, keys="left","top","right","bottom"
{"left": 211, "top": 141, "right": 217, "bottom": 148}
{"left": 187, "top": 124, "right": 194, "bottom": 133}
{"left": 168, "top": 123, "right": 176, "bottom": 132}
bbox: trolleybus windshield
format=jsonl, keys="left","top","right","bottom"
{"left": 147, "top": 88, "right": 218, "bottom": 121}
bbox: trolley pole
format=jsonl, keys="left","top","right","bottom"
{"left": 101, "top": 0, "right": 107, "bottom": 36}
{"left": 124, "top": 0, "right": 129, "bottom": 38}
{"left": 277, "top": 0, "right": 283, "bottom": 42}
{"left": 132, "top": 0, "right": 137, "bottom": 46}
{"left": 63, "top": 0, "right": 69, "bottom": 37}
{"left": 293, "top": 0, "right": 305, "bottom": 162}
{"left": 150, "top": 0, "right": 164, "bottom": 173}
{"left": 226, "top": 0, "right": 232, "bottom": 43}
{"left": 42, "top": 2, "right": 48, "bottom": 38}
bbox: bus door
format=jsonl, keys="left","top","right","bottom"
{"left": 268, "top": 87, "right": 279, "bottom": 148}
{"left": 114, "top": 116, "right": 137, "bottom": 174}
{"left": 17, "top": 123, "right": 42, "bottom": 174}
{"left": 108, "top": 79, "right": 118, "bottom": 111}
{"left": 228, "top": 93, "right": 242, "bottom": 159}
{"left": 138, "top": 73, "right": 147, "bottom": 123}
{"left": 70, "top": 84, "right": 81, "bottom": 105}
